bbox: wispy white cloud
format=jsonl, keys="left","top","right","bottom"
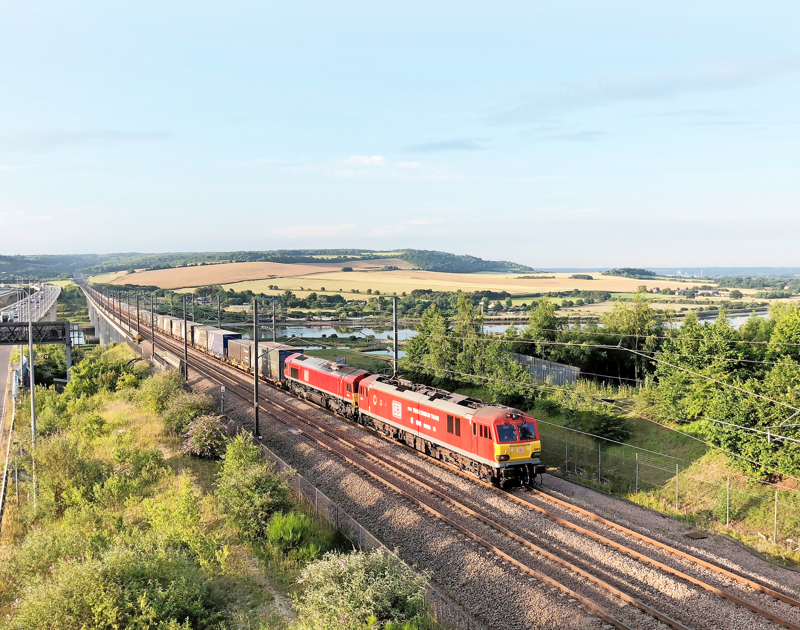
{"left": 271, "top": 223, "right": 354, "bottom": 238}
{"left": 487, "top": 56, "right": 800, "bottom": 124}
{"left": 396, "top": 161, "right": 422, "bottom": 169}
{"left": 345, "top": 155, "right": 386, "bottom": 166}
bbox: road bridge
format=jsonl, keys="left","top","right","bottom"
{"left": 0, "top": 283, "right": 60, "bottom": 323}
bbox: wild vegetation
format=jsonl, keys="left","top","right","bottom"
{"left": 402, "top": 295, "right": 800, "bottom": 478}
{"left": 1, "top": 345, "right": 439, "bottom": 630}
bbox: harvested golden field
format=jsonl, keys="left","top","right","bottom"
{"left": 102, "top": 258, "right": 412, "bottom": 289}
{"left": 216, "top": 270, "right": 707, "bottom": 297}
{"left": 88, "top": 271, "right": 129, "bottom": 285}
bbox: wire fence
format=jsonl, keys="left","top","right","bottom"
{"left": 538, "top": 419, "right": 800, "bottom": 547}
{"left": 258, "top": 441, "right": 484, "bottom": 630}
{"left": 0, "top": 372, "right": 16, "bottom": 535}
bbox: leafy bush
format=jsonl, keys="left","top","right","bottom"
{"left": 112, "top": 433, "right": 167, "bottom": 483}
{"left": 163, "top": 391, "right": 216, "bottom": 435}
{"left": 4, "top": 544, "right": 224, "bottom": 630}
{"left": 267, "top": 511, "right": 312, "bottom": 552}
{"left": 1, "top": 525, "right": 94, "bottom": 588}
{"left": 145, "top": 476, "right": 227, "bottom": 570}
{"left": 137, "top": 370, "right": 185, "bottom": 413}
{"left": 293, "top": 549, "right": 430, "bottom": 630}
{"left": 76, "top": 412, "right": 107, "bottom": 439}
{"left": 216, "top": 434, "right": 291, "bottom": 540}
{"left": 181, "top": 415, "right": 230, "bottom": 459}
{"left": 33, "top": 433, "right": 107, "bottom": 518}
{"left": 64, "top": 347, "right": 136, "bottom": 398}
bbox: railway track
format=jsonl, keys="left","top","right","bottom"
{"left": 94, "top": 293, "right": 800, "bottom": 630}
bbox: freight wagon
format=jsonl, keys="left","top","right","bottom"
{"left": 227, "top": 340, "right": 300, "bottom": 382}
{"left": 206, "top": 329, "right": 242, "bottom": 358}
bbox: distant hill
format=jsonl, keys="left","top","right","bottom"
{"left": 0, "top": 254, "right": 101, "bottom": 281}
{"left": 398, "top": 249, "right": 533, "bottom": 273}
{"left": 83, "top": 249, "right": 534, "bottom": 275}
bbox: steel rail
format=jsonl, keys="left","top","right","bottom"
{"left": 92, "top": 291, "right": 800, "bottom": 630}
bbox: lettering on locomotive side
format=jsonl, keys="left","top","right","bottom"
{"left": 406, "top": 406, "right": 439, "bottom": 422}
{"left": 303, "top": 369, "right": 309, "bottom": 382}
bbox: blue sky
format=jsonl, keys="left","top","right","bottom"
{"left": 1, "top": 1, "right": 799, "bottom": 267}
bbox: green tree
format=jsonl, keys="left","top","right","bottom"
{"left": 401, "top": 304, "right": 454, "bottom": 384}
{"left": 523, "top": 298, "right": 561, "bottom": 358}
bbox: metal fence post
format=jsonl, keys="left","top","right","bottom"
{"left": 774, "top": 490, "right": 778, "bottom": 542}
{"left": 315, "top": 487, "right": 318, "bottom": 515}
{"left": 565, "top": 441, "right": 568, "bottom": 473}
{"left": 635, "top": 453, "right": 639, "bottom": 494}
{"left": 598, "top": 443, "right": 601, "bottom": 484}
{"left": 726, "top": 477, "right": 730, "bottom": 526}
{"left": 675, "top": 464, "right": 679, "bottom": 511}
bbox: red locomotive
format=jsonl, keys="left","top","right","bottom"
{"left": 284, "top": 353, "right": 544, "bottom": 487}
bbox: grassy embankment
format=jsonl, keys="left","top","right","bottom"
{"left": 1, "top": 344, "right": 439, "bottom": 629}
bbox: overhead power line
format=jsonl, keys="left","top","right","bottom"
{"left": 430, "top": 332, "right": 792, "bottom": 367}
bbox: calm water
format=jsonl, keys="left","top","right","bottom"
{"left": 236, "top": 309, "right": 768, "bottom": 342}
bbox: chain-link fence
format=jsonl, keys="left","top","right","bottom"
{"left": 539, "top": 419, "right": 800, "bottom": 548}
{"left": 257, "top": 441, "right": 485, "bottom": 630}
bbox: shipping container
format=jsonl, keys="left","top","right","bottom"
{"left": 193, "top": 326, "right": 216, "bottom": 352}
{"left": 173, "top": 320, "right": 202, "bottom": 343}
{"left": 227, "top": 339, "right": 253, "bottom": 368}
{"left": 159, "top": 315, "right": 180, "bottom": 336}
{"left": 260, "top": 342, "right": 302, "bottom": 382}
{"left": 207, "top": 328, "right": 242, "bottom": 358}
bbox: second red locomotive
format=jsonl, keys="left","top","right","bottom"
{"left": 284, "top": 353, "right": 544, "bottom": 487}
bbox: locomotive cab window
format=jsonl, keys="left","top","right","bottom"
{"left": 447, "top": 415, "right": 454, "bottom": 434}
{"left": 290, "top": 367, "right": 299, "bottom": 379}
{"left": 346, "top": 383, "right": 352, "bottom": 393}
{"left": 497, "top": 424, "right": 518, "bottom": 443}
{"left": 473, "top": 422, "right": 477, "bottom": 436}
{"left": 455, "top": 417, "right": 461, "bottom": 437}
{"left": 518, "top": 423, "right": 536, "bottom": 441}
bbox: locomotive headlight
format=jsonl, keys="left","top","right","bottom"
{"left": 496, "top": 454, "right": 510, "bottom": 462}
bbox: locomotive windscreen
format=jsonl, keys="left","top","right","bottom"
{"left": 518, "top": 424, "right": 536, "bottom": 440}
{"left": 497, "top": 424, "right": 518, "bottom": 443}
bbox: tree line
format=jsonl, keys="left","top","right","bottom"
{"left": 401, "top": 294, "right": 800, "bottom": 476}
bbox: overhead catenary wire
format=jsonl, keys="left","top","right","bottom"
{"left": 313, "top": 328, "right": 799, "bottom": 482}
{"left": 623, "top": 347, "right": 800, "bottom": 413}
{"left": 429, "top": 331, "right": 794, "bottom": 368}
{"left": 393, "top": 358, "right": 800, "bottom": 488}
{"left": 422, "top": 332, "right": 800, "bottom": 413}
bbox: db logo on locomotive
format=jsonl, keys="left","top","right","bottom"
{"left": 392, "top": 401, "right": 402, "bottom": 419}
